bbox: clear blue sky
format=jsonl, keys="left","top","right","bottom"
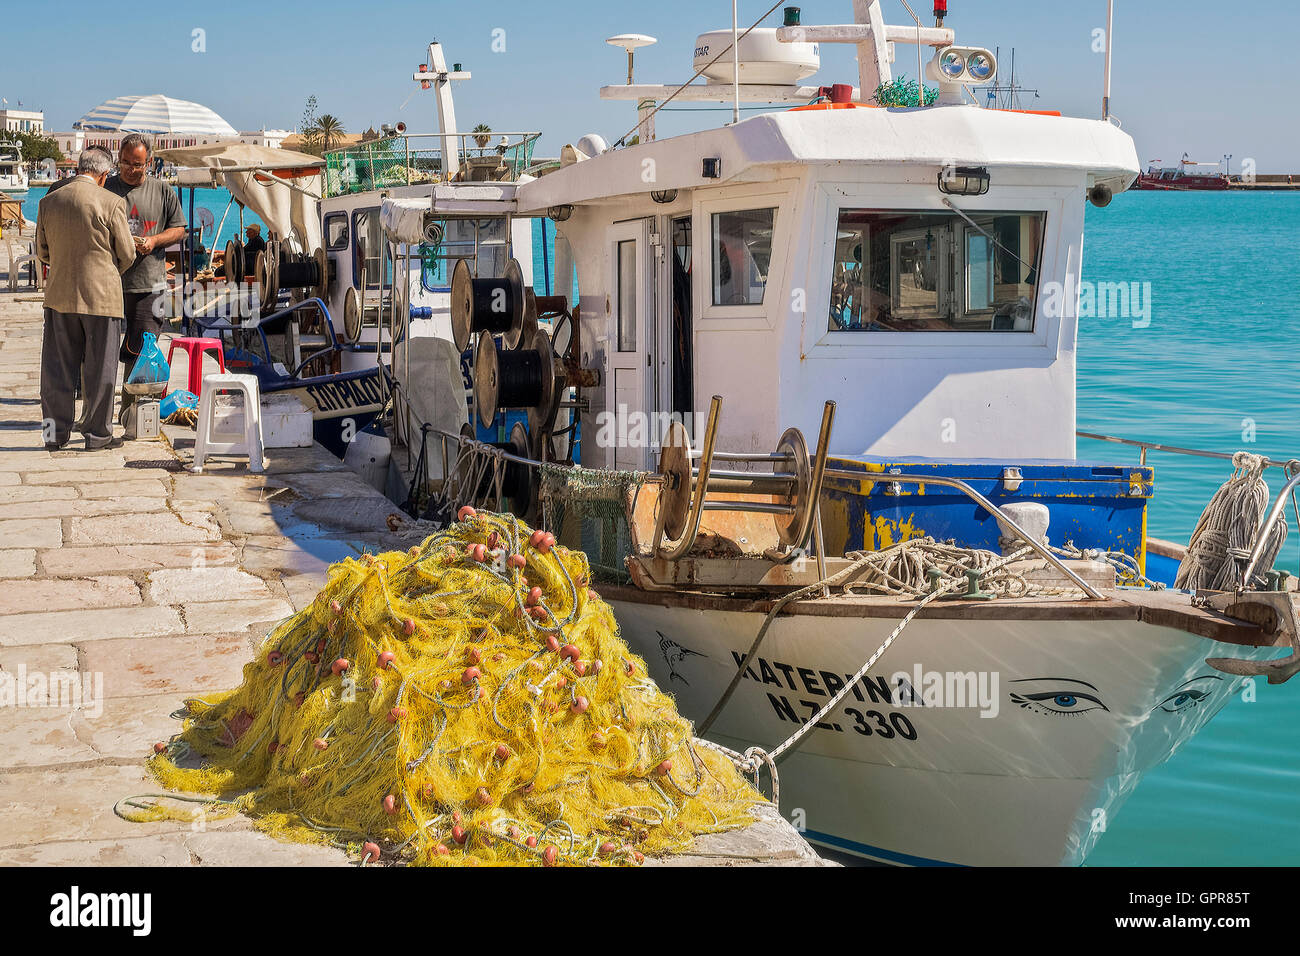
{"left": 3, "top": 0, "right": 1295, "bottom": 171}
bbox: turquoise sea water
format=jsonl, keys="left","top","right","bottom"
{"left": 20, "top": 185, "right": 264, "bottom": 252}
{"left": 1079, "top": 193, "right": 1300, "bottom": 866}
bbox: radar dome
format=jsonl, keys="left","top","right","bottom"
{"left": 693, "top": 28, "right": 819, "bottom": 86}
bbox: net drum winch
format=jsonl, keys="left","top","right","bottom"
{"left": 222, "top": 239, "right": 246, "bottom": 285}
{"left": 342, "top": 286, "right": 363, "bottom": 344}
{"left": 651, "top": 396, "right": 836, "bottom": 562}
{"left": 451, "top": 256, "right": 530, "bottom": 353}
{"left": 473, "top": 327, "right": 556, "bottom": 438}
{"left": 456, "top": 421, "right": 536, "bottom": 516}
{"left": 255, "top": 240, "right": 331, "bottom": 309}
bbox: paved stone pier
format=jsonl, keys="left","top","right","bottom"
{"left": 0, "top": 248, "right": 827, "bottom": 867}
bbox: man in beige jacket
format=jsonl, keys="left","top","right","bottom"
{"left": 36, "top": 148, "right": 136, "bottom": 450}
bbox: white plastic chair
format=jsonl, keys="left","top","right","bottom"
{"left": 5, "top": 239, "right": 42, "bottom": 292}
{"left": 192, "top": 373, "right": 266, "bottom": 473}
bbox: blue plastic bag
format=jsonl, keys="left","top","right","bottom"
{"left": 127, "top": 332, "right": 170, "bottom": 387}
{"left": 159, "top": 389, "right": 199, "bottom": 420}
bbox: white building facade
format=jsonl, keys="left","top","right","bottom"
{"left": 0, "top": 108, "right": 44, "bottom": 134}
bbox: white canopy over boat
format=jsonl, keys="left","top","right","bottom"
{"left": 159, "top": 143, "right": 325, "bottom": 253}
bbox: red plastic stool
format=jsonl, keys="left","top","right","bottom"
{"left": 166, "top": 337, "right": 226, "bottom": 398}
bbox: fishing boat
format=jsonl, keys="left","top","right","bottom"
{"left": 194, "top": 2, "right": 1299, "bottom": 866}
{"left": 0, "top": 139, "right": 29, "bottom": 198}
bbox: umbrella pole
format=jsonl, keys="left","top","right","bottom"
{"left": 186, "top": 187, "right": 195, "bottom": 317}
{"left": 211, "top": 196, "right": 234, "bottom": 270}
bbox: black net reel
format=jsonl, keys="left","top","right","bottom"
{"left": 256, "top": 240, "right": 327, "bottom": 307}
{"left": 277, "top": 252, "right": 325, "bottom": 294}
{"left": 223, "top": 239, "right": 246, "bottom": 284}
{"left": 472, "top": 327, "right": 555, "bottom": 432}
{"left": 451, "top": 257, "right": 526, "bottom": 352}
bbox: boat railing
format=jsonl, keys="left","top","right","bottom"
{"left": 1077, "top": 430, "right": 1297, "bottom": 469}
{"left": 1079, "top": 429, "right": 1300, "bottom": 590}
{"left": 820, "top": 467, "right": 1107, "bottom": 600}
{"left": 323, "top": 131, "right": 542, "bottom": 198}
{"left": 416, "top": 421, "right": 1105, "bottom": 599}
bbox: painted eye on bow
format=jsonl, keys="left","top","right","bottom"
{"left": 1010, "top": 691, "right": 1108, "bottom": 716}
{"left": 1158, "top": 688, "right": 1209, "bottom": 713}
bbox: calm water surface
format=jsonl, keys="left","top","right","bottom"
{"left": 1080, "top": 193, "right": 1299, "bottom": 866}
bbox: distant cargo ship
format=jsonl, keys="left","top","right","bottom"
{"left": 1132, "top": 153, "right": 1230, "bottom": 191}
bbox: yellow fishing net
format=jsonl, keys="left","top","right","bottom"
{"left": 141, "top": 509, "right": 761, "bottom": 866}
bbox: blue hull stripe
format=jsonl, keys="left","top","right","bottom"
{"left": 803, "top": 828, "right": 963, "bottom": 867}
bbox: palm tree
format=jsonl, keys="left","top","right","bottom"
{"left": 312, "top": 114, "right": 347, "bottom": 154}
{"left": 472, "top": 124, "right": 492, "bottom": 150}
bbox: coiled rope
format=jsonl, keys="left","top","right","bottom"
{"left": 1176, "top": 452, "right": 1288, "bottom": 591}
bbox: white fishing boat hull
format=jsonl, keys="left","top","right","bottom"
{"left": 608, "top": 593, "right": 1276, "bottom": 865}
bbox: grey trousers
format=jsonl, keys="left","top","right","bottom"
{"left": 40, "top": 309, "right": 121, "bottom": 447}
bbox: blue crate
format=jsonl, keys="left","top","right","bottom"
{"left": 821, "top": 456, "right": 1154, "bottom": 567}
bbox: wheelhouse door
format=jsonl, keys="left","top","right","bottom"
{"left": 607, "top": 219, "right": 655, "bottom": 471}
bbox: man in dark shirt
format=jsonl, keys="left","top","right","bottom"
{"left": 105, "top": 133, "right": 186, "bottom": 422}
{"left": 243, "top": 223, "right": 267, "bottom": 266}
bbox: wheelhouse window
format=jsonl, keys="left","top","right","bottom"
{"left": 324, "top": 212, "right": 349, "bottom": 251}
{"left": 712, "top": 207, "right": 775, "bottom": 306}
{"left": 828, "top": 209, "right": 1045, "bottom": 332}
{"left": 352, "top": 207, "right": 393, "bottom": 290}
{"left": 616, "top": 240, "right": 637, "bottom": 352}
{"left": 420, "top": 218, "right": 510, "bottom": 292}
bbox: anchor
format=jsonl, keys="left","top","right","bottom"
{"left": 1205, "top": 591, "right": 1300, "bottom": 685}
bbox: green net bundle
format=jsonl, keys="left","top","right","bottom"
{"left": 872, "top": 77, "right": 939, "bottom": 108}
{"left": 142, "top": 509, "right": 761, "bottom": 866}
{"left": 539, "top": 462, "right": 648, "bottom": 584}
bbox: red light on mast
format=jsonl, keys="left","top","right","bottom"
{"left": 934, "top": 0, "right": 948, "bottom": 24}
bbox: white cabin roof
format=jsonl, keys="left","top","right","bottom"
{"left": 517, "top": 105, "right": 1139, "bottom": 213}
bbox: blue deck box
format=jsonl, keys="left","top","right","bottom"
{"left": 820, "top": 456, "right": 1155, "bottom": 567}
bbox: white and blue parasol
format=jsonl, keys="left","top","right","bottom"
{"left": 74, "top": 95, "right": 238, "bottom": 137}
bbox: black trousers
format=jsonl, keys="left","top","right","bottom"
{"left": 119, "top": 291, "right": 166, "bottom": 423}
{"left": 120, "top": 291, "right": 166, "bottom": 369}
{"left": 40, "top": 310, "right": 122, "bottom": 447}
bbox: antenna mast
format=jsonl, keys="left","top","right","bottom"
{"left": 1102, "top": 0, "right": 1114, "bottom": 119}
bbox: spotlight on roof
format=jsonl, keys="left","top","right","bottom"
{"left": 928, "top": 46, "right": 998, "bottom": 86}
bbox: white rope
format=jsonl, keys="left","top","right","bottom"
{"left": 1052, "top": 542, "right": 1165, "bottom": 590}
{"left": 701, "top": 539, "right": 1065, "bottom": 807}
{"left": 1176, "top": 452, "right": 1287, "bottom": 591}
